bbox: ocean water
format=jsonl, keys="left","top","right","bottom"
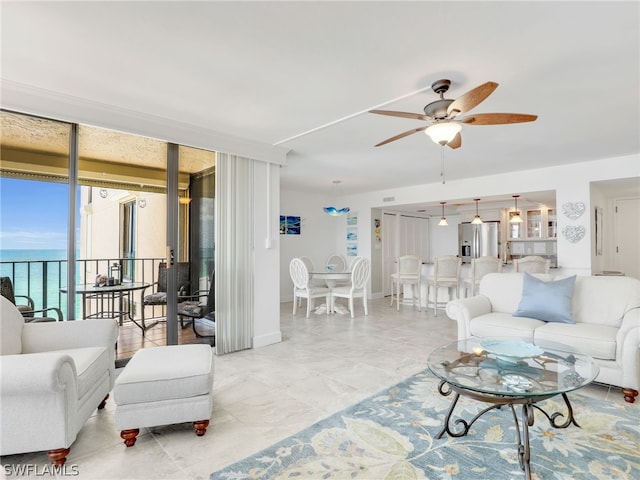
{"left": 0, "top": 249, "right": 72, "bottom": 316}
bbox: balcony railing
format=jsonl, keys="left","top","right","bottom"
{"left": 1, "top": 256, "right": 166, "bottom": 321}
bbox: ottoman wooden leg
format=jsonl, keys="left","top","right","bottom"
{"left": 193, "top": 419, "right": 210, "bottom": 436}
{"left": 120, "top": 428, "right": 140, "bottom": 447}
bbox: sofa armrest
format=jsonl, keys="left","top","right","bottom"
{"left": 446, "top": 295, "right": 493, "bottom": 341}
{"left": 616, "top": 306, "right": 640, "bottom": 390}
{"left": 0, "top": 353, "right": 77, "bottom": 394}
{"left": 22, "top": 318, "right": 118, "bottom": 354}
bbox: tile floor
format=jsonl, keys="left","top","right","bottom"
{"left": 1, "top": 297, "right": 629, "bottom": 479}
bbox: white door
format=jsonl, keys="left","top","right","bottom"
{"left": 614, "top": 198, "right": 640, "bottom": 280}
{"left": 383, "top": 213, "right": 430, "bottom": 296}
{"left": 383, "top": 213, "right": 398, "bottom": 296}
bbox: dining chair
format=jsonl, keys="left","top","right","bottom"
{"left": 463, "top": 256, "right": 502, "bottom": 297}
{"left": 513, "top": 256, "right": 550, "bottom": 274}
{"left": 331, "top": 257, "right": 370, "bottom": 318}
{"left": 425, "top": 255, "right": 461, "bottom": 316}
{"left": 290, "top": 258, "right": 331, "bottom": 318}
{"left": 300, "top": 256, "right": 325, "bottom": 292}
{"left": 389, "top": 255, "right": 423, "bottom": 311}
{"left": 326, "top": 254, "right": 347, "bottom": 272}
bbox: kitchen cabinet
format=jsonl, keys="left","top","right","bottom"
{"left": 506, "top": 208, "right": 556, "bottom": 239}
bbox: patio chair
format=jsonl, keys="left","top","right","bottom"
{"left": 0, "top": 277, "right": 62, "bottom": 322}
{"left": 177, "top": 271, "right": 216, "bottom": 340}
{"left": 142, "top": 262, "right": 191, "bottom": 316}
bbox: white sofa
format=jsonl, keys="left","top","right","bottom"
{"left": 446, "top": 273, "right": 640, "bottom": 403}
{"left": 0, "top": 296, "right": 118, "bottom": 464}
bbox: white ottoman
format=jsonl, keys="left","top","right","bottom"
{"left": 114, "top": 344, "right": 214, "bottom": 446}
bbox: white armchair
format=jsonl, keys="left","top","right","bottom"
{"left": 0, "top": 296, "right": 118, "bottom": 465}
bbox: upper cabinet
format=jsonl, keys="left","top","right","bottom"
{"left": 507, "top": 208, "right": 556, "bottom": 239}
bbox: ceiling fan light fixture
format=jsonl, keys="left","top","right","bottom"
{"left": 509, "top": 194, "right": 523, "bottom": 223}
{"left": 471, "top": 198, "right": 484, "bottom": 224}
{"left": 438, "top": 201, "right": 448, "bottom": 226}
{"left": 425, "top": 121, "right": 462, "bottom": 145}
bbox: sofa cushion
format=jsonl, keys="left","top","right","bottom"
{"left": 114, "top": 344, "right": 213, "bottom": 405}
{"left": 534, "top": 323, "right": 617, "bottom": 360}
{"left": 470, "top": 312, "right": 545, "bottom": 342}
{"left": 479, "top": 273, "right": 555, "bottom": 314}
{"left": 52, "top": 347, "right": 110, "bottom": 398}
{"left": 513, "top": 273, "right": 576, "bottom": 324}
{"left": 1, "top": 296, "right": 24, "bottom": 355}
{"left": 572, "top": 276, "right": 640, "bottom": 327}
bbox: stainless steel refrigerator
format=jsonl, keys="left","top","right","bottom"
{"left": 458, "top": 221, "right": 500, "bottom": 263}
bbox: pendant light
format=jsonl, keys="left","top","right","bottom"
{"left": 323, "top": 180, "right": 350, "bottom": 216}
{"left": 509, "top": 194, "right": 523, "bottom": 223}
{"left": 471, "top": 198, "right": 484, "bottom": 224}
{"left": 438, "top": 201, "right": 448, "bottom": 226}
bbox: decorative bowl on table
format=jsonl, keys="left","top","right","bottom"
{"left": 480, "top": 339, "right": 544, "bottom": 364}
{"left": 326, "top": 264, "right": 336, "bottom": 272}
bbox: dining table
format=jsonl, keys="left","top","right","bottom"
{"left": 310, "top": 270, "right": 352, "bottom": 314}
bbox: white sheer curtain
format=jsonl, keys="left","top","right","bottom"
{"left": 215, "top": 152, "right": 254, "bottom": 355}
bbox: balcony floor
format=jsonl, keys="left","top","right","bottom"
{"left": 116, "top": 318, "right": 216, "bottom": 365}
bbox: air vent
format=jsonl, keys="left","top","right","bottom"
{"left": 383, "top": 196, "right": 395, "bottom": 202}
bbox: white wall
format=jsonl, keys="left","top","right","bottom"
{"left": 279, "top": 188, "right": 340, "bottom": 302}
{"left": 253, "top": 161, "right": 282, "bottom": 347}
{"left": 429, "top": 214, "right": 461, "bottom": 260}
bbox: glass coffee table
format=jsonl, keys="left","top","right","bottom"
{"left": 428, "top": 337, "right": 599, "bottom": 480}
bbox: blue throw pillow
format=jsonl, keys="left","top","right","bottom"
{"left": 513, "top": 273, "right": 576, "bottom": 323}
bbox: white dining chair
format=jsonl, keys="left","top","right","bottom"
{"left": 425, "top": 255, "right": 461, "bottom": 316}
{"left": 389, "top": 255, "right": 423, "bottom": 311}
{"left": 326, "top": 254, "right": 348, "bottom": 272}
{"left": 290, "top": 258, "right": 330, "bottom": 318}
{"left": 463, "top": 256, "right": 502, "bottom": 297}
{"left": 331, "top": 257, "right": 370, "bottom": 318}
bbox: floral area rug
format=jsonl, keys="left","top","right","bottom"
{"left": 211, "top": 369, "right": 640, "bottom": 480}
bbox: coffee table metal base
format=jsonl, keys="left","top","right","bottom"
{"left": 435, "top": 380, "right": 580, "bottom": 480}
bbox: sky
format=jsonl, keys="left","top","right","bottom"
{"left": 0, "top": 178, "right": 79, "bottom": 251}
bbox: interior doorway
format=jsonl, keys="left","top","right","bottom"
{"left": 614, "top": 197, "right": 640, "bottom": 279}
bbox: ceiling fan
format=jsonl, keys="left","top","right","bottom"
{"left": 370, "top": 79, "right": 537, "bottom": 149}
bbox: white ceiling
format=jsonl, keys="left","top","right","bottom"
{"left": 1, "top": 1, "right": 638, "bottom": 210}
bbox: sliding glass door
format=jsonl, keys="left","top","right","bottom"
{"left": 1, "top": 109, "right": 217, "bottom": 359}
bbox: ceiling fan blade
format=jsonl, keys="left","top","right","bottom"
{"left": 369, "top": 109, "right": 431, "bottom": 121}
{"left": 374, "top": 126, "right": 428, "bottom": 147}
{"left": 447, "top": 132, "right": 462, "bottom": 149}
{"left": 458, "top": 113, "right": 538, "bottom": 125}
{"left": 447, "top": 81, "right": 499, "bottom": 117}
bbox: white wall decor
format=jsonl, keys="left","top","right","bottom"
{"left": 562, "top": 201, "right": 585, "bottom": 220}
{"left": 562, "top": 225, "right": 586, "bottom": 243}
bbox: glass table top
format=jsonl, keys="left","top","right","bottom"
{"left": 428, "top": 337, "right": 600, "bottom": 398}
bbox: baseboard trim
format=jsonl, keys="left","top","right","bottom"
{"left": 254, "top": 330, "right": 282, "bottom": 348}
